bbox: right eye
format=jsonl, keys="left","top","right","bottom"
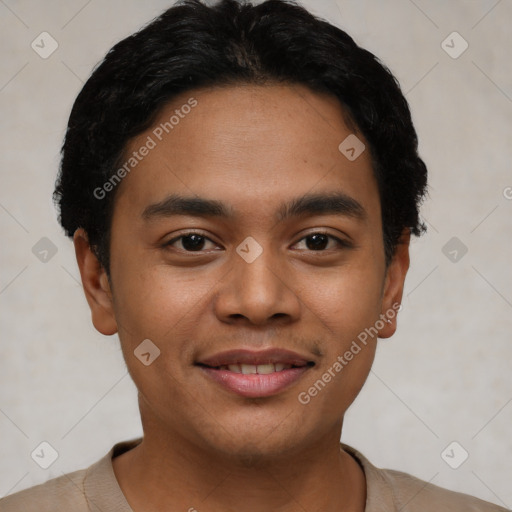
{"left": 164, "top": 232, "right": 220, "bottom": 252}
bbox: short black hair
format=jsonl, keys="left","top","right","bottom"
{"left": 54, "top": 0, "right": 427, "bottom": 272}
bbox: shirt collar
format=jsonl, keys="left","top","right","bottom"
{"left": 83, "top": 438, "right": 141, "bottom": 512}
{"left": 342, "top": 442, "right": 395, "bottom": 511}
{"left": 84, "top": 438, "right": 394, "bottom": 512}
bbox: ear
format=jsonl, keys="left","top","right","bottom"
{"left": 73, "top": 228, "right": 118, "bottom": 335}
{"left": 378, "top": 228, "right": 410, "bottom": 339}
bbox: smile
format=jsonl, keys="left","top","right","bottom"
{"left": 216, "top": 363, "right": 294, "bottom": 374}
{"left": 196, "top": 348, "right": 315, "bottom": 398}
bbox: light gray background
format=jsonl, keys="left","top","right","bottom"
{"left": 1, "top": 0, "right": 511, "bottom": 507}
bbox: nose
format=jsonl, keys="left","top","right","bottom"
{"left": 213, "top": 243, "right": 302, "bottom": 326}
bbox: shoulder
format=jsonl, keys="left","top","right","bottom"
{"left": 0, "top": 467, "right": 89, "bottom": 512}
{"left": 381, "top": 467, "right": 509, "bottom": 512}
{"left": 342, "top": 444, "right": 508, "bottom": 512}
{"left": 0, "top": 439, "right": 139, "bottom": 512}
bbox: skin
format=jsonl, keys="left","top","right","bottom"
{"left": 74, "top": 83, "right": 410, "bottom": 512}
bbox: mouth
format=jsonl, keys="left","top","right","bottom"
{"left": 210, "top": 362, "right": 304, "bottom": 374}
{"left": 196, "top": 349, "right": 315, "bottom": 398}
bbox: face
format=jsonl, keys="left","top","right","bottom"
{"left": 75, "top": 84, "right": 409, "bottom": 461}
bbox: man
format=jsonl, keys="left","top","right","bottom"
{"left": 1, "top": 0, "right": 507, "bottom": 510}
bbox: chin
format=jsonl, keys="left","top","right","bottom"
{"left": 195, "top": 414, "right": 308, "bottom": 466}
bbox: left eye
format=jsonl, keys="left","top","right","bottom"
{"left": 293, "top": 233, "right": 345, "bottom": 251}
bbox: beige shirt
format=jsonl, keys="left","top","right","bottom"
{"left": 1, "top": 438, "right": 508, "bottom": 511}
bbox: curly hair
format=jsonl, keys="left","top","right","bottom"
{"left": 54, "top": 0, "right": 427, "bottom": 272}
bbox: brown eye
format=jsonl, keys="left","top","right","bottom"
{"left": 305, "top": 233, "right": 329, "bottom": 250}
{"left": 293, "top": 232, "right": 350, "bottom": 251}
{"left": 180, "top": 234, "right": 206, "bottom": 251}
{"left": 165, "top": 233, "right": 218, "bottom": 252}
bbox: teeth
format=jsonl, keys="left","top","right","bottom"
{"left": 241, "top": 364, "right": 257, "bottom": 374}
{"left": 221, "top": 363, "right": 293, "bottom": 374}
{"left": 256, "top": 364, "right": 275, "bottom": 375}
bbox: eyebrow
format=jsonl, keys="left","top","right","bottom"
{"left": 141, "top": 192, "right": 366, "bottom": 222}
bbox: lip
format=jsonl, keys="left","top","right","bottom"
{"left": 196, "top": 349, "right": 314, "bottom": 398}
{"left": 197, "top": 348, "right": 312, "bottom": 367}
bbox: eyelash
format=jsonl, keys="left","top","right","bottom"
{"left": 164, "top": 231, "right": 352, "bottom": 253}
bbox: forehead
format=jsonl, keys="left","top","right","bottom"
{"left": 113, "top": 83, "right": 379, "bottom": 222}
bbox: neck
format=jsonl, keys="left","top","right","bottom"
{"left": 113, "top": 420, "right": 366, "bottom": 512}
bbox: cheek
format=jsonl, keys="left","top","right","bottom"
{"left": 109, "top": 264, "right": 213, "bottom": 412}
{"left": 110, "top": 260, "right": 218, "bottom": 349}
{"left": 306, "top": 264, "right": 384, "bottom": 333}
{"left": 298, "top": 265, "right": 382, "bottom": 405}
